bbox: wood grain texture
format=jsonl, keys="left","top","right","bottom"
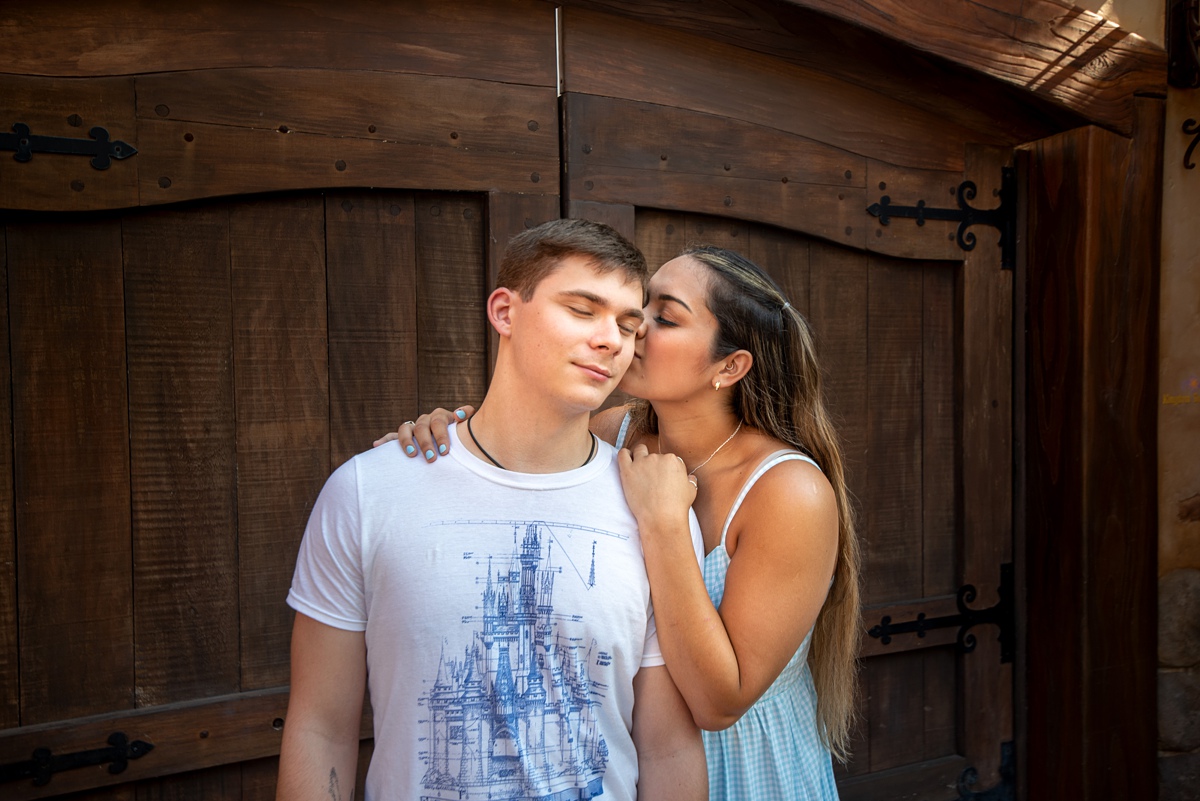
{"left": 415, "top": 194, "right": 488, "bottom": 412}
{"left": 0, "top": 0, "right": 557, "bottom": 84}
{"left": 230, "top": 196, "right": 329, "bottom": 691}
{"left": 123, "top": 208, "right": 239, "bottom": 708}
{"left": 0, "top": 688, "right": 288, "bottom": 801}
{"left": 0, "top": 230, "right": 16, "bottom": 729}
{"left": 772, "top": 0, "right": 1166, "bottom": 136}
{"left": 8, "top": 219, "right": 134, "bottom": 724}
{"left": 922, "top": 265, "right": 958, "bottom": 597}
{"left": 566, "top": 93, "right": 969, "bottom": 261}
{"left": 958, "top": 145, "right": 1013, "bottom": 785}
{"left": 863, "top": 257, "right": 924, "bottom": 605}
{"left": 561, "top": 8, "right": 997, "bottom": 173}
{"left": 866, "top": 651, "right": 927, "bottom": 771}
{"left": 1022, "top": 101, "right": 1160, "bottom": 801}
{"left": 837, "top": 753, "right": 966, "bottom": 801}
{"left": 0, "top": 76, "right": 139, "bottom": 212}
{"left": 326, "top": 192, "right": 418, "bottom": 468}
{"left": 552, "top": 0, "right": 1080, "bottom": 144}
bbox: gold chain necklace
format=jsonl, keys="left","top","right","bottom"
{"left": 661, "top": 421, "right": 742, "bottom": 473}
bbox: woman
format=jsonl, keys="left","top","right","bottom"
{"left": 382, "top": 246, "right": 860, "bottom": 798}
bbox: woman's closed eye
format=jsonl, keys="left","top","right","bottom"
{"left": 654, "top": 315, "right": 678, "bottom": 327}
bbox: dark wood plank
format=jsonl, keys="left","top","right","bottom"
{"left": 833, "top": 662, "right": 871, "bottom": 778}
{"left": 489, "top": 192, "right": 561, "bottom": 375}
{"left": 326, "top": 191, "right": 418, "bottom": 467}
{"left": 745, "top": 224, "right": 809, "bottom": 319}
{"left": 922, "top": 264, "right": 957, "bottom": 597}
{"left": 1024, "top": 101, "right": 1160, "bottom": 801}
{"left": 135, "top": 73, "right": 556, "bottom": 207}
{"left": 134, "top": 765, "right": 241, "bottom": 801}
{"left": 685, "top": 215, "right": 749, "bottom": 251}
{"left": 959, "top": 146, "right": 1013, "bottom": 785}
{"left": 239, "top": 757, "right": 281, "bottom": 801}
{"left": 862, "top": 160, "right": 967, "bottom": 262}
{"left": 123, "top": 208, "right": 239, "bottom": 707}
{"left": 635, "top": 209, "right": 690, "bottom": 274}
{"left": 807, "top": 242, "right": 868, "bottom": 550}
{"left": 553, "top": 0, "right": 1079, "bottom": 144}
{"left": 837, "top": 752, "right": 966, "bottom": 801}
{"left": 230, "top": 196, "right": 329, "bottom": 691}
{"left": 0, "top": 0, "right": 557, "bottom": 86}
{"left": 415, "top": 194, "right": 488, "bottom": 412}
{"left": 0, "top": 227, "right": 16, "bottom": 730}
{"left": 771, "top": 0, "right": 1166, "bottom": 136}
{"left": 0, "top": 76, "right": 138, "bottom": 212}
{"left": 561, "top": 9, "right": 998, "bottom": 172}
{"left": 863, "top": 256, "right": 924, "bottom": 605}
{"left": 858, "top": 595, "right": 960, "bottom": 659}
{"left": 0, "top": 689, "right": 289, "bottom": 801}
{"left": 567, "top": 200, "right": 635, "bottom": 242}
{"left": 866, "top": 651, "right": 926, "bottom": 771}
{"left": 8, "top": 219, "right": 134, "bottom": 724}
{"left": 923, "top": 647, "right": 956, "bottom": 759}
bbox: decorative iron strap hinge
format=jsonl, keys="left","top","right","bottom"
{"left": 868, "top": 563, "right": 1014, "bottom": 663}
{"left": 0, "top": 731, "right": 153, "bottom": 787}
{"left": 1, "top": 122, "right": 137, "bottom": 170}
{"left": 957, "top": 741, "right": 1015, "bottom": 801}
{"left": 867, "top": 167, "right": 1016, "bottom": 269}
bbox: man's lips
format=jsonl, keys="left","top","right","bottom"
{"left": 576, "top": 363, "right": 613, "bottom": 381}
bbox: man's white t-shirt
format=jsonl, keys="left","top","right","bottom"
{"left": 288, "top": 424, "right": 703, "bottom": 801}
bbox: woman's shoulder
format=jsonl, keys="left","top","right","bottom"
{"left": 737, "top": 443, "right": 836, "bottom": 523}
{"left": 589, "top": 404, "right": 635, "bottom": 446}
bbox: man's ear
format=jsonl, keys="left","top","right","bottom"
{"left": 715, "top": 349, "right": 753, "bottom": 388}
{"left": 488, "top": 287, "right": 517, "bottom": 337}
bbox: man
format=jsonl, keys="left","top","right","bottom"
{"left": 277, "top": 219, "right": 707, "bottom": 801}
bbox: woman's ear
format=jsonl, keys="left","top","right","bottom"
{"left": 488, "top": 287, "right": 516, "bottom": 337}
{"left": 715, "top": 350, "right": 753, "bottom": 389}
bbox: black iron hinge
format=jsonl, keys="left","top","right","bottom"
{"left": 0, "top": 731, "right": 153, "bottom": 787}
{"left": 0, "top": 123, "right": 137, "bottom": 170}
{"left": 868, "top": 563, "right": 1014, "bottom": 663}
{"left": 958, "top": 741, "right": 1015, "bottom": 801}
{"left": 867, "top": 167, "right": 1016, "bottom": 269}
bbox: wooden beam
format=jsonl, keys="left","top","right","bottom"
{"left": 776, "top": 0, "right": 1165, "bottom": 136}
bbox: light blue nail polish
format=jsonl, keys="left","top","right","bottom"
{"left": 405, "top": 445, "right": 416, "bottom": 455}
{"left": 425, "top": 449, "right": 435, "bottom": 460}
{"left": 439, "top": 444, "right": 448, "bottom": 454}
{"left": 455, "top": 409, "right": 467, "bottom": 419}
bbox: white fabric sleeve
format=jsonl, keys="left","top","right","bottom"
{"left": 286, "top": 457, "right": 368, "bottom": 631}
{"left": 638, "top": 509, "right": 706, "bottom": 668}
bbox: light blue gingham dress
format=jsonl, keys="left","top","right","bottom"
{"left": 701, "top": 450, "right": 840, "bottom": 800}
{"left": 615, "top": 417, "right": 839, "bottom": 798}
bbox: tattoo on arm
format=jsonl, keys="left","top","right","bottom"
{"left": 327, "top": 767, "right": 341, "bottom": 801}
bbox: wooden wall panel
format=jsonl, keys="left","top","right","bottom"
{"left": 489, "top": 192, "right": 561, "bottom": 374}
{"left": 561, "top": 8, "right": 991, "bottom": 173}
{"left": 124, "top": 209, "right": 238, "bottom": 708}
{"left": 0, "top": 0, "right": 557, "bottom": 85}
{"left": 415, "top": 195, "right": 488, "bottom": 412}
{"left": 866, "top": 651, "right": 927, "bottom": 771}
{"left": 566, "top": 93, "right": 966, "bottom": 262}
{"left": 0, "top": 77, "right": 139, "bottom": 212}
{"left": 0, "top": 230, "right": 16, "bottom": 729}
{"left": 863, "top": 258, "right": 924, "bottom": 605}
{"left": 635, "top": 210, "right": 690, "bottom": 274}
{"left": 231, "top": 197, "right": 330, "bottom": 691}
{"left": 326, "top": 192, "right": 419, "bottom": 467}
{"left": 923, "top": 265, "right": 958, "bottom": 597}
{"left": 9, "top": 220, "right": 133, "bottom": 724}
{"left": 135, "top": 70, "right": 558, "bottom": 206}
{"left": 1024, "top": 103, "right": 1160, "bottom": 801}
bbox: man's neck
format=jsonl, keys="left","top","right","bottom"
{"left": 462, "top": 389, "right": 595, "bottom": 474}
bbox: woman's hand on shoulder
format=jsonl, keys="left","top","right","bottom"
{"left": 372, "top": 405, "right": 476, "bottom": 461}
{"left": 616, "top": 443, "right": 698, "bottom": 532}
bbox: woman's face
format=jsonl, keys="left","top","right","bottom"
{"left": 618, "top": 255, "right": 724, "bottom": 401}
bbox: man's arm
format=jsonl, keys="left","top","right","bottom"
{"left": 631, "top": 664, "right": 707, "bottom": 800}
{"left": 276, "top": 613, "right": 367, "bottom": 801}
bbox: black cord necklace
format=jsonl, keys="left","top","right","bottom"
{"left": 466, "top": 416, "right": 596, "bottom": 470}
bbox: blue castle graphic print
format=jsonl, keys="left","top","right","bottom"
{"left": 419, "top": 522, "right": 609, "bottom": 800}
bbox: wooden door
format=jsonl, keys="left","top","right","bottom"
{"left": 559, "top": 7, "right": 1016, "bottom": 797}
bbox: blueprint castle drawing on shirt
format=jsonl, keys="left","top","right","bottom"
{"left": 419, "top": 520, "right": 629, "bottom": 801}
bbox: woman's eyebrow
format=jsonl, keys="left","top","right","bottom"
{"left": 655, "top": 293, "right": 693, "bottom": 314}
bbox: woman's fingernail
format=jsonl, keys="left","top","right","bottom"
{"left": 405, "top": 445, "right": 416, "bottom": 456}
{"left": 439, "top": 444, "right": 448, "bottom": 454}
{"left": 425, "top": 450, "right": 435, "bottom": 461}
{"left": 455, "top": 409, "right": 467, "bottom": 419}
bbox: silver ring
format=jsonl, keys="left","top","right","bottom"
{"left": 403, "top": 421, "right": 415, "bottom": 427}
{"left": 688, "top": 478, "right": 698, "bottom": 488}
{"left": 676, "top": 456, "right": 685, "bottom": 466}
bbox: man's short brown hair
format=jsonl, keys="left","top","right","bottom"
{"left": 497, "top": 218, "right": 648, "bottom": 300}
